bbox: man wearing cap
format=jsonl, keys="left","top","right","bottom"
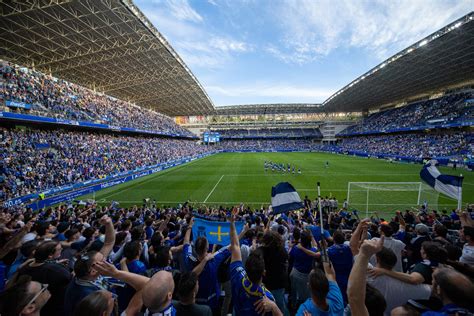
{"left": 407, "top": 224, "right": 430, "bottom": 266}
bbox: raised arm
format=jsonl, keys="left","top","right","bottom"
{"left": 323, "top": 261, "right": 336, "bottom": 282}
{"left": 347, "top": 236, "right": 384, "bottom": 316}
{"left": 99, "top": 215, "right": 116, "bottom": 258}
{"left": 395, "top": 211, "right": 406, "bottom": 232}
{"left": 238, "top": 222, "right": 250, "bottom": 240}
{"left": 0, "top": 221, "right": 33, "bottom": 259}
{"left": 460, "top": 211, "right": 474, "bottom": 228}
{"left": 183, "top": 218, "right": 194, "bottom": 245}
{"left": 349, "top": 219, "right": 369, "bottom": 256}
{"left": 229, "top": 208, "right": 242, "bottom": 263}
{"left": 157, "top": 214, "right": 170, "bottom": 233}
{"left": 94, "top": 261, "right": 149, "bottom": 291}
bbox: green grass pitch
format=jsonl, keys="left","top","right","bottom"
{"left": 81, "top": 152, "right": 473, "bottom": 216}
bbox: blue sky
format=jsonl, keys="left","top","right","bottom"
{"left": 135, "top": 0, "right": 472, "bottom": 106}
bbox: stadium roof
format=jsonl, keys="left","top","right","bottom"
{"left": 0, "top": 0, "right": 215, "bottom": 116}
{"left": 322, "top": 12, "right": 474, "bottom": 113}
{"left": 215, "top": 103, "right": 323, "bottom": 115}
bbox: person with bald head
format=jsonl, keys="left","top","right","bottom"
{"left": 142, "top": 270, "right": 176, "bottom": 316}
{"left": 421, "top": 268, "right": 474, "bottom": 316}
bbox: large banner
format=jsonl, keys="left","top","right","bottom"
{"left": 192, "top": 217, "right": 244, "bottom": 246}
{"left": 5, "top": 100, "right": 31, "bottom": 110}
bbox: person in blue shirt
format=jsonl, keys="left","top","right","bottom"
{"left": 182, "top": 218, "right": 231, "bottom": 314}
{"left": 115, "top": 240, "right": 147, "bottom": 312}
{"left": 307, "top": 222, "right": 333, "bottom": 243}
{"left": 296, "top": 262, "right": 344, "bottom": 316}
{"left": 228, "top": 209, "right": 282, "bottom": 316}
{"left": 327, "top": 230, "right": 353, "bottom": 304}
{"left": 289, "top": 230, "right": 319, "bottom": 308}
{"left": 145, "top": 218, "right": 155, "bottom": 240}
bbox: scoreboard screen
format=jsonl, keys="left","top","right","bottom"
{"left": 203, "top": 132, "right": 220, "bottom": 143}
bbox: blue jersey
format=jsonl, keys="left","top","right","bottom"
{"left": 183, "top": 244, "right": 230, "bottom": 309}
{"left": 327, "top": 244, "right": 353, "bottom": 302}
{"left": 290, "top": 246, "right": 317, "bottom": 274}
{"left": 308, "top": 225, "right": 330, "bottom": 242}
{"left": 296, "top": 281, "right": 344, "bottom": 316}
{"left": 230, "top": 261, "right": 275, "bottom": 316}
{"left": 115, "top": 259, "right": 147, "bottom": 312}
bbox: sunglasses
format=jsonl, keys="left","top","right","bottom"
{"left": 24, "top": 283, "right": 49, "bottom": 308}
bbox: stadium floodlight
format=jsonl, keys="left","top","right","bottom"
{"left": 418, "top": 39, "right": 428, "bottom": 47}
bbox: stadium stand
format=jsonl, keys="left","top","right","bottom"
{"left": 339, "top": 92, "right": 474, "bottom": 136}
{"left": 1, "top": 61, "right": 194, "bottom": 137}
{"left": 218, "top": 139, "right": 321, "bottom": 151}
{"left": 216, "top": 128, "right": 323, "bottom": 139}
{"left": 0, "top": 127, "right": 211, "bottom": 202}
{"left": 334, "top": 131, "right": 473, "bottom": 161}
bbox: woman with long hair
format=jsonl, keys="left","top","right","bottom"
{"left": 258, "top": 230, "right": 290, "bottom": 316}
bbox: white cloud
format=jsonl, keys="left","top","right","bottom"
{"left": 272, "top": 0, "right": 473, "bottom": 63}
{"left": 209, "top": 38, "right": 251, "bottom": 52}
{"left": 137, "top": 0, "right": 252, "bottom": 69}
{"left": 164, "top": 0, "right": 203, "bottom": 22}
{"left": 174, "top": 37, "right": 252, "bottom": 67}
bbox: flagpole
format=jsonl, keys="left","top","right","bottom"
{"left": 458, "top": 173, "right": 463, "bottom": 210}
{"left": 317, "top": 182, "right": 324, "bottom": 230}
{"left": 317, "top": 182, "right": 328, "bottom": 262}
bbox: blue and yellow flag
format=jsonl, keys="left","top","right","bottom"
{"left": 192, "top": 217, "right": 244, "bottom": 246}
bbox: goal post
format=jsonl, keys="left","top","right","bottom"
{"left": 347, "top": 182, "right": 439, "bottom": 216}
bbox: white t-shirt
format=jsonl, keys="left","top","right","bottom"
{"left": 368, "top": 274, "right": 431, "bottom": 316}
{"left": 460, "top": 244, "right": 474, "bottom": 265}
{"left": 369, "top": 237, "right": 406, "bottom": 272}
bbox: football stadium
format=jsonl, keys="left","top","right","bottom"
{"left": 0, "top": 2, "right": 473, "bottom": 316}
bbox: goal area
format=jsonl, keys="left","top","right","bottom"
{"left": 346, "top": 182, "right": 439, "bottom": 216}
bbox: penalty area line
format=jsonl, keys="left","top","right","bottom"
{"left": 204, "top": 175, "right": 225, "bottom": 203}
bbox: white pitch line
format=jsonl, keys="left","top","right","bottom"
{"left": 204, "top": 175, "right": 225, "bottom": 203}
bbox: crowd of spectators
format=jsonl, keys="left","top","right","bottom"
{"left": 0, "top": 198, "right": 472, "bottom": 316}
{"left": 1, "top": 61, "right": 193, "bottom": 136}
{"left": 0, "top": 127, "right": 212, "bottom": 202}
{"left": 216, "top": 128, "right": 322, "bottom": 139}
{"left": 342, "top": 92, "right": 474, "bottom": 135}
{"left": 336, "top": 132, "right": 472, "bottom": 160}
{"left": 217, "top": 139, "right": 321, "bottom": 151}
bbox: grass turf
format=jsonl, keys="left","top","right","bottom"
{"left": 81, "top": 152, "right": 473, "bottom": 216}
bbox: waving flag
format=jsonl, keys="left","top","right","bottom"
{"left": 271, "top": 182, "right": 304, "bottom": 214}
{"left": 192, "top": 217, "right": 244, "bottom": 246}
{"left": 420, "top": 162, "right": 463, "bottom": 207}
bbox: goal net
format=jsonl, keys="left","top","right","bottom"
{"left": 347, "top": 182, "right": 439, "bottom": 216}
